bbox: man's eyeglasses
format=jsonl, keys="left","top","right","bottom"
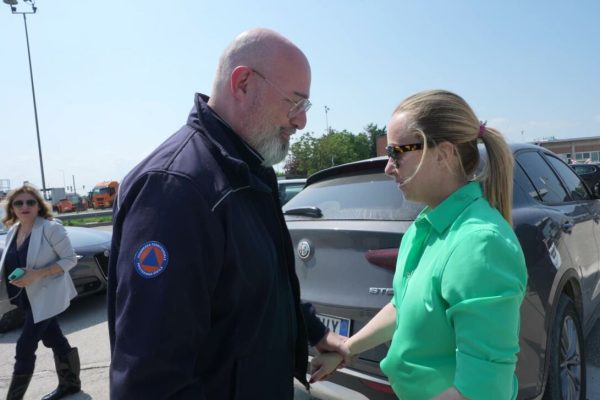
{"left": 251, "top": 68, "right": 312, "bottom": 118}
{"left": 12, "top": 199, "right": 37, "bottom": 208}
{"left": 385, "top": 143, "right": 425, "bottom": 168}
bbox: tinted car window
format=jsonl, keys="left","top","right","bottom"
{"left": 513, "top": 163, "right": 541, "bottom": 202}
{"left": 545, "top": 155, "right": 591, "bottom": 201}
{"left": 572, "top": 164, "right": 597, "bottom": 175}
{"left": 516, "top": 151, "right": 569, "bottom": 203}
{"left": 284, "top": 172, "right": 423, "bottom": 220}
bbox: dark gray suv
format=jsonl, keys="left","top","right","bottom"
{"left": 284, "top": 144, "right": 600, "bottom": 400}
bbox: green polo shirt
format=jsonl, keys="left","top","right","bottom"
{"left": 380, "top": 181, "right": 527, "bottom": 400}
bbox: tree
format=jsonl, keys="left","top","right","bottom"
{"left": 284, "top": 129, "right": 371, "bottom": 176}
{"left": 363, "top": 123, "right": 387, "bottom": 157}
{"left": 284, "top": 132, "right": 317, "bottom": 176}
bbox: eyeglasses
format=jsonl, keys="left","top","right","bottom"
{"left": 12, "top": 199, "right": 38, "bottom": 208}
{"left": 385, "top": 143, "right": 425, "bottom": 168}
{"left": 251, "top": 68, "right": 312, "bottom": 118}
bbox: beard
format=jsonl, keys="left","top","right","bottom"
{"left": 245, "top": 115, "right": 293, "bottom": 167}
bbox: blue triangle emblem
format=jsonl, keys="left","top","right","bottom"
{"left": 142, "top": 248, "right": 159, "bottom": 267}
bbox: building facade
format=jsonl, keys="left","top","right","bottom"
{"left": 535, "top": 136, "right": 600, "bottom": 164}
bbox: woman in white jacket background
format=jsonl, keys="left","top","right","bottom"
{"left": 0, "top": 184, "right": 81, "bottom": 400}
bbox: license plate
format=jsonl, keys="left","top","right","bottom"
{"left": 316, "top": 313, "right": 351, "bottom": 337}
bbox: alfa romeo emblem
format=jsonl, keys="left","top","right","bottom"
{"left": 297, "top": 239, "right": 312, "bottom": 260}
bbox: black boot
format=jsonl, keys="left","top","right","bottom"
{"left": 6, "top": 374, "right": 32, "bottom": 400}
{"left": 41, "top": 347, "right": 81, "bottom": 400}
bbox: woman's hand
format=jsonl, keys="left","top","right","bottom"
{"left": 9, "top": 268, "right": 44, "bottom": 288}
{"left": 315, "top": 331, "right": 353, "bottom": 366}
{"left": 309, "top": 352, "right": 344, "bottom": 383}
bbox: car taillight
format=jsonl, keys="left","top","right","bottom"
{"left": 365, "top": 248, "right": 398, "bottom": 271}
{"left": 360, "top": 379, "right": 395, "bottom": 394}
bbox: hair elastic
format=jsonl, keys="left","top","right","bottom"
{"left": 478, "top": 121, "right": 487, "bottom": 138}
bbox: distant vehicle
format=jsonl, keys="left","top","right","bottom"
{"left": 91, "top": 181, "right": 119, "bottom": 209}
{"left": 44, "top": 187, "right": 74, "bottom": 213}
{"left": 54, "top": 198, "right": 75, "bottom": 214}
{"left": 572, "top": 162, "right": 600, "bottom": 196}
{"left": 0, "top": 210, "right": 111, "bottom": 333}
{"left": 284, "top": 144, "right": 600, "bottom": 400}
{"left": 67, "top": 193, "right": 89, "bottom": 212}
{"left": 277, "top": 178, "right": 306, "bottom": 205}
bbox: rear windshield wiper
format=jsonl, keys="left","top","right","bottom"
{"left": 283, "top": 206, "right": 323, "bottom": 218}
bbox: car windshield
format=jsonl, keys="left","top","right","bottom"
{"left": 93, "top": 187, "right": 110, "bottom": 195}
{"left": 284, "top": 172, "right": 423, "bottom": 220}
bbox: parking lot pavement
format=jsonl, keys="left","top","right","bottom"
{"left": 586, "top": 319, "right": 600, "bottom": 399}
{"left": 0, "top": 294, "right": 109, "bottom": 399}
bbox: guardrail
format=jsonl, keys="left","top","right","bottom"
{"left": 56, "top": 209, "right": 112, "bottom": 223}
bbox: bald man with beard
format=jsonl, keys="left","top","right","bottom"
{"left": 107, "top": 28, "right": 347, "bottom": 399}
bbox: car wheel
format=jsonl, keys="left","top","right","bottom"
{"left": 0, "top": 308, "right": 26, "bottom": 333}
{"left": 543, "top": 295, "right": 586, "bottom": 400}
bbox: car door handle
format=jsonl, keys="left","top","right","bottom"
{"left": 561, "top": 221, "right": 574, "bottom": 234}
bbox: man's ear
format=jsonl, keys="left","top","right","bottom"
{"left": 230, "top": 66, "right": 253, "bottom": 99}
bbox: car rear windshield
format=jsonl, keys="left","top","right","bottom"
{"left": 283, "top": 172, "right": 423, "bottom": 220}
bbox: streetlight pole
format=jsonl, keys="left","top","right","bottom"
{"left": 3, "top": 0, "right": 46, "bottom": 192}
{"left": 324, "top": 105, "right": 330, "bottom": 135}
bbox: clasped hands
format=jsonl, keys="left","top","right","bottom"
{"left": 310, "top": 330, "right": 354, "bottom": 383}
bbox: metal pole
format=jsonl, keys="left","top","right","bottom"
{"left": 324, "top": 105, "right": 330, "bottom": 135}
{"left": 22, "top": 12, "right": 46, "bottom": 191}
{"left": 72, "top": 175, "right": 76, "bottom": 194}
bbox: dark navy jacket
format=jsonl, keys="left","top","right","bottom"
{"left": 107, "top": 94, "right": 322, "bottom": 399}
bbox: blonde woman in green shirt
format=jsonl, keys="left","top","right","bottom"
{"left": 310, "top": 90, "right": 527, "bottom": 400}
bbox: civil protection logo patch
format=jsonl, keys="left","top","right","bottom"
{"left": 134, "top": 241, "right": 169, "bottom": 279}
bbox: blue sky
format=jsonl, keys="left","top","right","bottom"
{"left": 1, "top": 0, "right": 599, "bottom": 194}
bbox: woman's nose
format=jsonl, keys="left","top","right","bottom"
{"left": 384, "top": 158, "right": 397, "bottom": 176}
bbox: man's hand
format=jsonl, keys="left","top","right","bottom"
{"left": 314, "top": 330, "right": 353, "bottom": 366}
{"left": 310, "top": 352, "right": 344, "bottom": 383}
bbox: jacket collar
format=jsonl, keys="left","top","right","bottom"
{"left": 186, "top": 93, "right": 274, "bottom": 193}
{"left": 0, "top": 217, "right": 45, "bottom": 270}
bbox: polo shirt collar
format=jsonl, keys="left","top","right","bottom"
{"left": 419, "top": 181, "right": 483, "bottom": 234}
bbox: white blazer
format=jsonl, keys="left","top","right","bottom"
{"left": 0, "top": 216, "right": 77, "bottom": 323}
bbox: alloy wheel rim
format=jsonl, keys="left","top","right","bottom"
{"left": 559, "top": 315, "right": 581, "bottom": 400}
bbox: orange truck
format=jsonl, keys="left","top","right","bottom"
{"left": 90, "top": 181, "right": 119, "bottom": 209}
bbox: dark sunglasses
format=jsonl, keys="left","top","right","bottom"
{"left": 385, "top": 143, "right": 426, "bottom": 167}
{"left": 12, "top": 199, "right": 38, "bottom": 208}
